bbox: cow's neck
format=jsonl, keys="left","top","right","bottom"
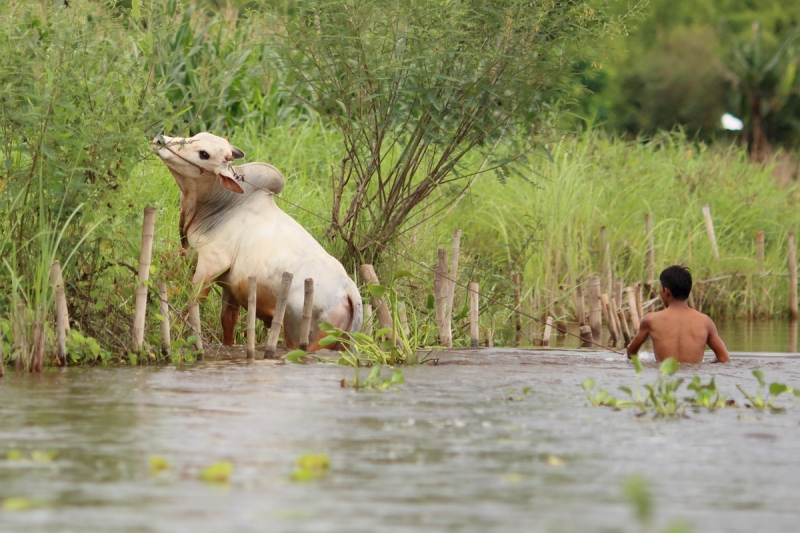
{"left": 171, "top": 170, "right": 242, "bottom": 245}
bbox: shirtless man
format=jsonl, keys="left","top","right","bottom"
{"left": 627, "top": 265, "right": 730, "bottom": 364}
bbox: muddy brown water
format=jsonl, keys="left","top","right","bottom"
{"left": 2, "top": 330, "right": 800, "bottom": 532}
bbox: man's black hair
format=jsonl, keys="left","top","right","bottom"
{"left": 659, "top": 265, "right": 692, "bottom": 300}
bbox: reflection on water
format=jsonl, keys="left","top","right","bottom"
{"left": 1, "top": 350, "right": 800, "bottom": 532}
{"left": 519, "top": 320, "right": 800, "bottom": 353}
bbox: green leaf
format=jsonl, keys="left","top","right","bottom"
{"left": 582, "top": 378, "right": 595, "bottom": 391}
{"left": 200, "top": 462, "right": 233, "bottom": 483}
{"left": 131, "top": 0, "right": 141, "bottom": 19}
{"left": 374, "top": 327, "right": 392, "bottom": 338}
{"left": 660, "top": 357, "right": 679, "bottom": 376}
{"left": 318, "top": 321, "right": 335, "bottom": 332}
{"left": 318, "top": 335, "right": 339, "bottom": 347}
{"left": 618, "top": 385, "right": 633, "bottom": 396}
{"left": 391, "top": 370, "right": 405, "bottom": 384}
{"left": 753, "top": 369, "right": 766, "bottom": 388}
{"left": 426, "top": 293, "right": 435, "bottom": 310}
{"left": 285, "top": 350, "right": 306, "bottom": 363}
{"left": 391, "top": 269, "right": 414, "bottom": 281}
{"left": 769, "top": 383, "right": 788, "bottom": 397}
{"left": 367, "top": 284, "right": 387, "bottom": 299}
{"left": 352, "top": 332, "right": 373, "bottom": 343}
{"left": 379, "top": 340, "right": 396, "bottom": 351}
{"left": 631, "top": 354, "right": 643, "bottom": 375}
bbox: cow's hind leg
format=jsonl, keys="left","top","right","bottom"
{"left": 221, "top": 285, "right": 240, "bottom": 346}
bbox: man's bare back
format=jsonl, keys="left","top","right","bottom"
{"left": 626, "top": 265, "right": 729, "bottom": 364}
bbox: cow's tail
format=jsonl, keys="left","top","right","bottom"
{"left": 346, "top": 281, "right": 363, "bottom": 333}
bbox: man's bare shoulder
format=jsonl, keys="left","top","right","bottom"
{"left": 641, "top": 310, "right": 666, "bottom": 324}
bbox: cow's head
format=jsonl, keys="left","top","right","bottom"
{"left": 152, "top": 132, "right": 246, "bottom": 194}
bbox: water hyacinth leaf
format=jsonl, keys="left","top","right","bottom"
{"left": 391, "top": 269, "right": 414, "bottom": 281}
{"left": 687, "top": 376, "right": 701, "bottom": 391}
{"left": 618, "top": 385, "right": 632, "bottom": 396}
{"left": 582, "top": 378, "right": 595, "bottom": 390}
{"left": 660, "top": 357, "right": 679, "bottom": 376}
{"left": 768, "top": 383, "right": 788, "bottom": 397}
{"left": 391, "top": 370, "right": 404, "bottom": 384}
{"left": 31, "top": 450, "right": 57, "bottom": 463}
{"left": 352, "top": 332, "right": 373, "bottom": 342}
{"left": 285, "top": 350, "right": 306, "bottom": 363}
{"left": 318, "top": 335, "right": 339, "bottom": 347}
{"left": 380, "top": 341, "right": 395, "bottom": 351}
{"left": 753, "top": 369, "right": 766, "bottom": 388}
{"left": 149, "top": 456, "right": 169, "bottom": 474}
{"left": 368, "top": 366, "right": 381, "bottom": 379}
{"left": 426, "top": 293, "right": 435, "bottom": 310}
{"left": 318, "top": 321, "right": 335, "bottom": 332}
{"left": 374, "top": 328, "right": 392, "bottom": 338}
{"left": 631, "top": 355, "right": 643, "bottom": 375}
{"left": 367, "top": 284, "right": 387, "bottom": 299}
{"left": 2, "top": 498, "right": 35, "bottom": 511}
{"left": 200, "top": 462, "right": 233, "bottom": 483}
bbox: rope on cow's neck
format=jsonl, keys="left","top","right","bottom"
{"left": 233, "top": 174, "right": 624, "bottom": 356}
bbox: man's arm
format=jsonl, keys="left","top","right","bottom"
{"left": 626, "top": 314, "right": 651, "bottom": 359}
{"left": 706, "top": 317, "right": 730, "bottom": 363}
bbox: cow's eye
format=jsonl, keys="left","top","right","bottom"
{"left": 198, "top": 150, "right": 210, "bottom": 160}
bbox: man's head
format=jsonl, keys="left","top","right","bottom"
{"left": 659, "top": 265, "right": 692, "bottom": 303}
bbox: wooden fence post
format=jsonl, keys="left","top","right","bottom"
{"left": 512, "top": 271, "right": 521, "bottom": 347}
{"left": 56, "top": 285, "right": 67, "bottom": 366}
{"left": 246, "top": 277, "right": 257, "bottom": 359}
{"left": 789, "top": 232, "right": 798, "bottom": 320}
{"left": 299, "top": 278, "right": 314, "bottom": 351}
{"left": 574, "top": 277, "right": 586, "bottom": 326}
{"left": 613, "top": 277, "right": 623, "bottom": 310}
{"left": 588, "top": 276, "right": 602, "bottom": 340}
{"left": 446, "top": 229, "right": 461, "bottom": 339}
{"left": 133, "top": 207, "right": 156, "bottom": 351}
{"left": 600, "top": 293, "right": 618, "bottom": 346}
{"left": 363, "top": 304, "right": 373, "bottom": 337}
{"left": 436, "top": 248, "right": 452, "bottom": 347}
{"left": 542, "top": 316, "right": 553, "bottom": 346}
{"left": 579, "top": 325, "right": 594, "bottom": 347}
{"left": 633, "top": 282, "right": 644, "bottom": 321}
{"left": 702, "top": 204, "right": 720, "bottom": 259}
{"left": 264, "top": 272, "right": 293, "bottom": 359}
{"left": 360, "top": 265, "right": 393, "bottom": 338}
{"left": 614, "top": 302, "right": 631, "bottom": 347}
{"left": 157, "top": 283, "right": 171, "bottom": 356}
{"left": 469, "top": 282, "right": 479, "bottom": 347}
{"left": 50, "top": 260, "right": 70, "bottom": 332}
{"left": 188, "top": 302, "right": 203, "bottom": 357}
{"left": 624, "top": 287, "right": 641, "bottom": 332}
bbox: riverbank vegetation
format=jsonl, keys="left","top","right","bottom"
{"left": 1, "top": 0, "right": 800, "bottom": 368}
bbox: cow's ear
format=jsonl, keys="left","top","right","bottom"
{"left": 230, "top": 146, "right": 245, "bottom": 160}
{"left": 218, "top": 172, "right": 244, "bottom": 194}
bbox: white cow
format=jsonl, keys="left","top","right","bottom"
{"left": 152, "top": 132, "right": 362, "bottom": 351}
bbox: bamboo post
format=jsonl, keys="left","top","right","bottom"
{"left": 446, "top": 229, "right": 461, "bottom": 335}
{"left": 789, "top": 232, "right": 798, "bottom": 320}
{"left": 264, "top": 272, "right": 293, "bottom": 358}
{"left": 624, "top": 287, "right": 641, "bottom": 332}
{"left": 756, "top": 230, "right": 765, "bottom": 270}
{"left": 299, "top": 278, "right": 314, "bottom": 351}
{"left": 542, "top": 316, "right": 553, "bottom": 346}
{"left": 702, "top": 204, "right": 719, "bottom": 259}
{"left": 187, "top": 302, "right": 203, "bottom": 357}
{"left": 613, "top": 277, "right": 623, "bottom": 310}
{"left": 600, "top": 226, "right": 610, "bottom": 295}
{"left": 615, "top": 302, "right": 631, "bottom": 346}
{"left": 157, "top": 283, "right": 171, "bottom": 356}
{"left": 579, "top": 325, "right": 594, "bottom": 347}
{"left": 133, "top": 206, "right": 156, "bottom": 351}
{"left": 588, "top": 275, "right": 602, "bottom": 339}
{"left": 791, "top": 320, "right": 798, "bottom": 353}
{"left": 50, "top": 260, "right": 70, "bottom": 332}
{"left": 363, "top": 304, "right": 373, "bottom": 337}
{"left": 512, "top": 271, "right": 521, "bottom": 347}
{"left": 56, "top": 285, "right": 67, "bottom": 366}
{"left": 469, "top": 282, "right": 479, "bottom": 347}
{"left": 600, "top": 293, "right": 618, "bottom": 345}
{"left": 246, "top": 277, "right": 257, "bottom": 359}
{"left": 644, "top": 213, "right": 655, "bottom": 289}
{"left": 436, "top": 248, "right": 452, "bottom": 347}
{"left": 398, "top": 298, "right": 410, "bottom": 337}
{"left": 486, "top": 328, "right": 494, "bottom": 347}
{"left": 633, "top": 282, "right": 644, "bottom": 321}
{"left": 434, "top": 265, "right": 447, "bottom": 346}
{"left": 360, "top": 265, "right": 393, "bottom": 338}
{"left": 574, "top": 277, "right": 586, "bottom": 326}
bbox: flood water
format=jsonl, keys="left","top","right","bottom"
{"left": 2, "top": 344, "right": 800, "bottom": 532}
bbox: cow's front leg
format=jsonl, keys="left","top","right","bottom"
{"left": 220, "top": 285, "right": 240, "bottom": 346}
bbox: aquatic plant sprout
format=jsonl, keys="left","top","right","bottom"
{"left": 584, "top": 358, "right": 799, "bottom": 416}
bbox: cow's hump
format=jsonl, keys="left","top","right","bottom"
{"left": 237, "top": 162, "right": 285, "bottom": 196}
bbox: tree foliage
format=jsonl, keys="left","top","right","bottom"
{"left": 274, "top": 0, "right": 627, "bottom": 266}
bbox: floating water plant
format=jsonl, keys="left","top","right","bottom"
{"left": 149, "top": 456, "right": 170, "bottom": 475}
{"left": 199, "top": 462, "right": 233, "bottom": 484}
{"left": 291, "top": 454, "right": 331, "bottom": 482}
{"left": 736, "top": 370, "right": 800, "bottom": 410}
